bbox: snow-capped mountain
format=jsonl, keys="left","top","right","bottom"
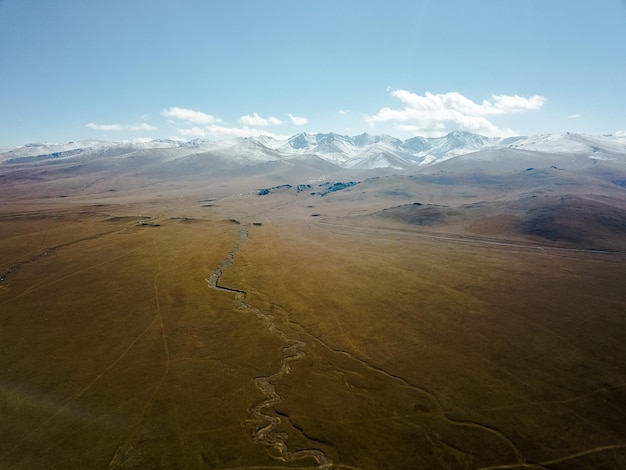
{"left": 2, "top": 131, "right": 625, "bottom": 171}
{"left": 507, "top": 132, "right": 626, "bottom": 158}
{"left": 268, "top": 131, "right": 526, "bottom": 168}
{"left": 419, "top": 131, "right": 518, "bottom": 159}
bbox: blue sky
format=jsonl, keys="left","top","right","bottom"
{"left": 1, "top": 0, "right": 625, "bottom": 145}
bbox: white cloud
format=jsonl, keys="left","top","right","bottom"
{"left": 172, "top": 124, "right": 287, "bottom": 140}
{"left": 178, "top": 127, "right": 209, "bottom": 137}
{"left": 239, "top": 113, "right": 284, "bottom": 126}
{"left": 131, "top": 123, "right": 157, "bottom": 131}
{"left": 160, "top": 107, "right": 221, "bottom": 124}
{"left": 615, "top": 130, "right": 626, "bottom": 137}
{"left": 205, "top": 125, "right": 287, "bottom": 140}
{"left": 163, "top": 106, "right": 298, "bottom": 140}
{"left": 85, "top": 122, "right": 157, "bottom": 131}
{"left": 568, "top": 113, "right": 581, "bottom": 119}
{"left": 338, "top": 109, "right": 350, "bottom": 115}
{"left": 365, "top": 89, "right": 547, "bottom": 137}
{"left": 489, "top": 94, "right": 546, "bottom": 113}
{"left": 288, "top": 113, "right": 309, "bottom": 126}
{"left": 86, "top": 123, "right": 123, "bottom": 131}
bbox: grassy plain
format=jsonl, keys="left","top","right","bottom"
{"left": 1, "top": 183, "right": 626, "bottom": 468}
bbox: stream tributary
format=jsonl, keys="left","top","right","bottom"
{"left": 205, "top": 224, "right": 333, "bottom": 468}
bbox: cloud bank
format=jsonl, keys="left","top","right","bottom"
{"left": 163, "top": 107, "right": 306, "bottom": 140}
{"left": 366, "top": 89, "right": 547, "bottom": 137}
{"left": 174, "top": 124, "right": 286, "bottom": 139}
{"left": 85, "top": 122, "right": 157, "bottom": 131}
{"left": 205, "top": 125, "right": 287, "bottom": 139}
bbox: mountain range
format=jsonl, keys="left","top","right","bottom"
{"left": 2, "top": 131, "right": 625, "bottom": 172}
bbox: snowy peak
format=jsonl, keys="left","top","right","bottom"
{"left": 277, "top": 132, "right": 413, "bottom": 166}
{"left": 424, "top": 131, "right": 524, "bottom": 159}
{"left": 440, "top": 130, "right": 494, "bottom": 149}
{"left": 284, "top": 132, "right": 317, "bottom": 150}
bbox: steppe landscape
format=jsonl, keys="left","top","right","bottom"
{"left": 1, "top": 136, "right": 626, "bottom": 469}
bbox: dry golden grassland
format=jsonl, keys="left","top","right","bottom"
{"left": 1, "top": 204, "right": 286, "bottom": 468}
{"left": 1, "top": 193, "right": 626, "bottom": 469}
{"left": 230, "top": 219, "right": 626, "bottom": 469}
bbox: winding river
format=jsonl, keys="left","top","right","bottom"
{"left": 206, "top": 224, "right": 333, "bottom": 468}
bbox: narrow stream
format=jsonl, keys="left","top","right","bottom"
{"left": 206, "top": 224, "right": 333, "bottom": 468}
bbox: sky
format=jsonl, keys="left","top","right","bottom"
{"left": 1, "top": 0, "right": 625, "bottom": 146}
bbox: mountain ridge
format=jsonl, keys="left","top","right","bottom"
{"left": 2, "top": 131, "right": 625, "bottom": 172}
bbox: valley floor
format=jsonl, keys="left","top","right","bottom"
{"left": 1, "top": 189, "right": 626, "bottom": 469}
